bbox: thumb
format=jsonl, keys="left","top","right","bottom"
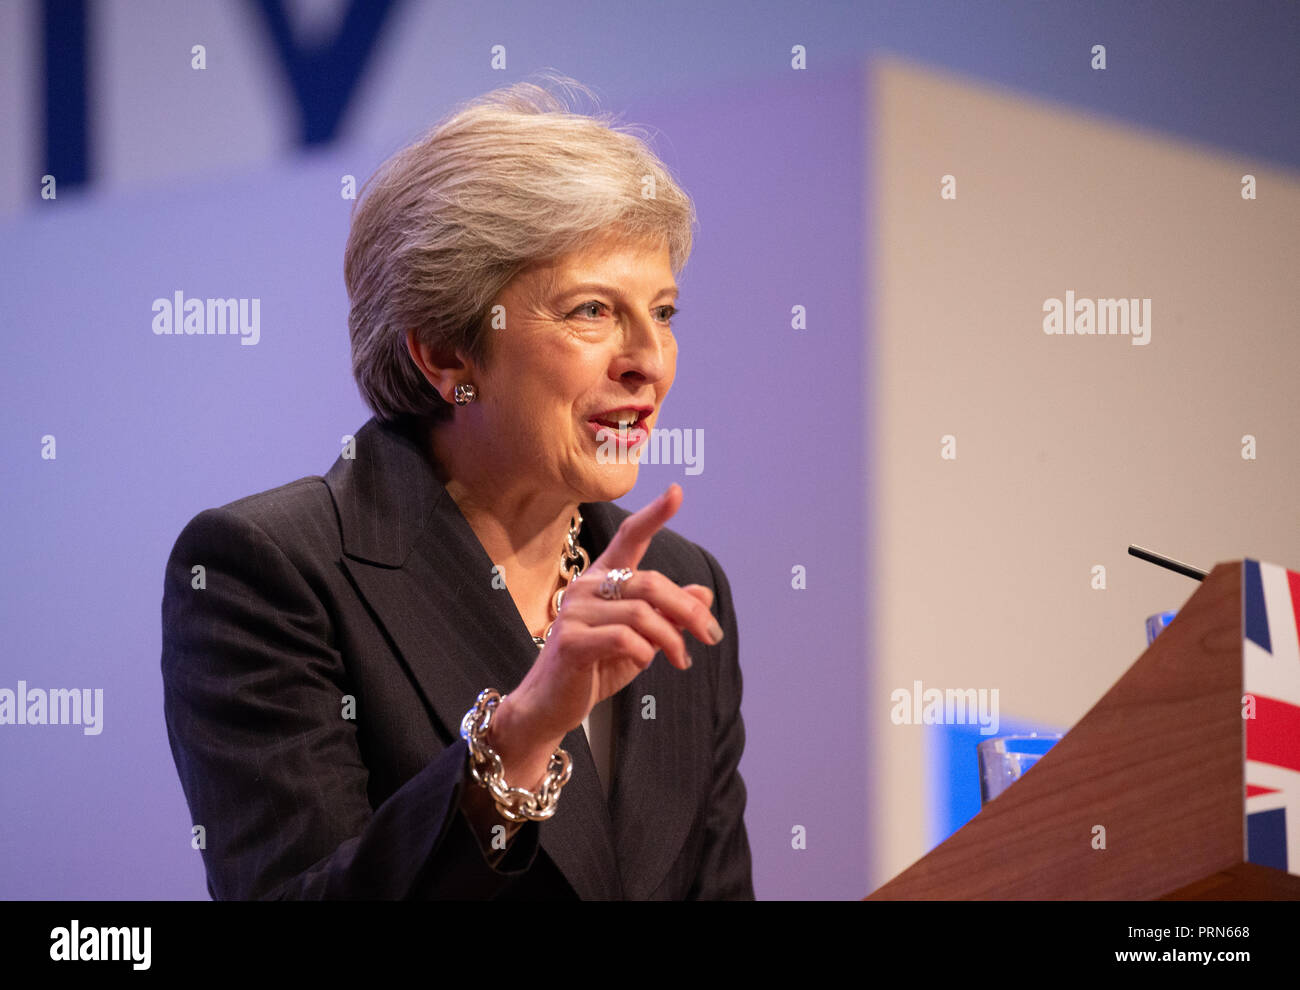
{"left": 683, "top": 584, "right": 714, "bottom": 610}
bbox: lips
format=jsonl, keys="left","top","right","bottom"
{"left": 589, "top": 405, "right": 653, "bottom": 428}
{"left": 591, "top": 412, "right": 647, "bottom": 430}
{"left": 585, "top": 406, "right": 652, "bottom": 448}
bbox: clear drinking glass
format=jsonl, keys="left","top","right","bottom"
{"left": 1145, "top": 610, "right": 1177, "bottom": 645}
{"left": 977, "top": 733, "right": 1063, "bottom": 805}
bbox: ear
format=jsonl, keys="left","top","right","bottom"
{"left": 406, "top": 329, "right": 475, "bottom": 404}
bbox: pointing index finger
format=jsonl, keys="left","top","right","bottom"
{"left": 598, "top": 484, "right": 682, "bottom": 570}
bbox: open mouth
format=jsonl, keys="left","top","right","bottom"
{"left": 591, "top": 412, "right": 645, "bottom": 431}
{"left": 586, "top": 411, "right": 650, "bottom": 447}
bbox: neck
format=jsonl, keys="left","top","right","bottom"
{"left": 425, "top": 419, "right": 581, "bottom": 627}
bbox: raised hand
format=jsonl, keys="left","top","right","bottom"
{"left": 486, "top": 483, "right": 723, "bottom": 788}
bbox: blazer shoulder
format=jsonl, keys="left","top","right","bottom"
{"left": 171, "top": 476, "right": 340, "bottom": 566}
{"left": 216, "top": 475, "right": 335, "bottom": 527}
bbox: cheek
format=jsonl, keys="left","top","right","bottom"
{"left": 661, "top": 354, "right": 678, "bottom": 392}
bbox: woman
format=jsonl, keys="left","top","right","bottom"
{"left": 160, "top": 77, "right": 753, "bottom": 899}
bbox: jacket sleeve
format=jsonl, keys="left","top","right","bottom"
{"left": 160, "top": 505, "right": 539, "bottom": 899}
{"left": 687, "top": 546, "right": 756, "bottom": 900}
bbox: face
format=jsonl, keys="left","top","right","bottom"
{"left": 460, "top": 231, "right": 678, "bottom": 505}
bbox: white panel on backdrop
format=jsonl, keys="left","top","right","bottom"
{"left": 871, "top": 54, "right": 1300, "bottom": 889}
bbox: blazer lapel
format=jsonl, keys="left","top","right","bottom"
{"left": 324, "top": 416, "right": 623, "bottom": 899}
{"left": 574, "top": 504, "right": 703, "bottom": 900}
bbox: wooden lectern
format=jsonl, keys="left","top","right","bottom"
{"left": 868, "top": 561, "right": 1300, "bottom": 900}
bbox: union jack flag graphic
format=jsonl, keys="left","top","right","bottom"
{"left": 1243, "top": 560, "right": 1300, "bottom": 875}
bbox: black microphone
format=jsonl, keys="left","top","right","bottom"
{"left": 1127, "top": 544, "right": 1207, "bottom": 581}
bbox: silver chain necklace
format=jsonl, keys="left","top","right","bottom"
{"left": 531, "top": 510, "right": 590, "bottom": 649}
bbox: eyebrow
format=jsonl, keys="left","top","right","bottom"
{"left": 559, "top": 282, "right": 679, "bottom": 303}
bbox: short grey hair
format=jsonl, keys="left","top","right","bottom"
{"left": 344, "top": 74, "right": 698, "bottom": 423}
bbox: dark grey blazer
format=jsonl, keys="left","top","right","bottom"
{"left": 160, "top": 414, "right": 753, "bottom": 899}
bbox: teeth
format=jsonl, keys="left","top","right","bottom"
{"left": 608, "top": 411, "right": 640, "bottom": 427}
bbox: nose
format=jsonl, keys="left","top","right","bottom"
{"left": 611, "top": 311, "right": 671, "bottom": 386}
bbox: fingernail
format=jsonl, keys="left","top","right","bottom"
{"left": 708, "top": 620, "right": 724, "bottom": 644}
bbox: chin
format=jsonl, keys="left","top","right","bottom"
{"left": 584, "top": 465, "right": 639, "bottom": 504}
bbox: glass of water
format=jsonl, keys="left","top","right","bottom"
{"left": 977, "top": 733, "right": 1063, "bottom": 805}
{"left": 1145, "top": 610, "right": 1177, "bottom": 645}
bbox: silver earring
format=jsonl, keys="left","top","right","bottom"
{"left": 453, "top": 383, "right": 477, "bottom": 406}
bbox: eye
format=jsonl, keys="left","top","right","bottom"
{"left": 569, "top": 301, "right": 609, "bottom": 320}
{"left": 566, "top": 301, "right": 679, "bottom": 324}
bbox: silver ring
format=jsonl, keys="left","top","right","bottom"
{"left": 598, "top": 567, "right": 635, "bottom": 600}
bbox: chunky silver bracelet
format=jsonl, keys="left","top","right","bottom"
{"left": 459, "top": 688, "right": 572, "bottom": 823}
